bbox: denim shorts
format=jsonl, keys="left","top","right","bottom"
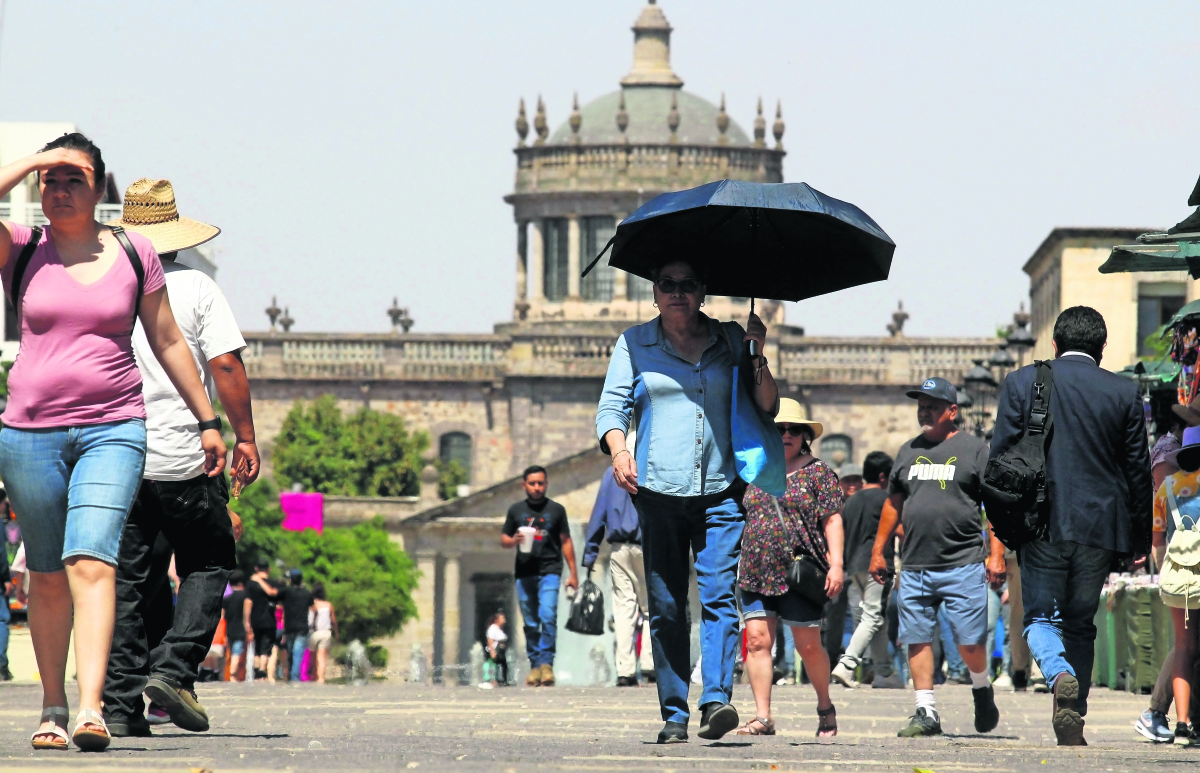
{"left": 896, "top": 562, "right": 988, "bottom": 646}
{"left": 229, "top": 639, "right": 246, "bottom": 656}
{"left": 740, "top": 588, "right": 824, "bottom": 627}
{"left": 0, "top": 419, "right": 146, "bottom": 572}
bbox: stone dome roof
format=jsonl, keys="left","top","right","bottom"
{"left": 548, "top": 87, "right": 750, "bottom": 146}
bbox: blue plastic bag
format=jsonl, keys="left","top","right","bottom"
{"left": 723, "top": 324, "right": 786, "bottom": 497}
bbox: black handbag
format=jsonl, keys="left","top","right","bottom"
{"left": 980, "top": 361, "right": 1054, "bottom": 550}
{"left": 772, "top": 498, "right": 830, "bottom": 607}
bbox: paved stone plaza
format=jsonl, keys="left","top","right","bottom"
{"left": 0, "top": 679, "right": 1191, "bottom": 772}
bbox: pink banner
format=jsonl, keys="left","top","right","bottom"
{"left": 280, "top": 492, "right": 324, "bottom": 534}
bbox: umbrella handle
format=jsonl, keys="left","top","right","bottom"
{"left": 748, "top": 297, "right": 758, "bottom": 357}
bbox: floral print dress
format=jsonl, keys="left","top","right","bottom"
{"left": 738, "top": 459, "right": 844, "bottom": 596}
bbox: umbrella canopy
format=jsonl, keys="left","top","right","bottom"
{"left": 1099, "top": 233, "right": 1200, "bottom": 278}
{"left": 582, "top": 179, "right": 895, "bottom": 302}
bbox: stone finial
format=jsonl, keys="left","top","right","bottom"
{"left": 616, "top": 91, "right": 629, "bottom": 137}
{"left": 753, "top": 97, "right": 766, "bottom": 148}
{"left": 667, "top": 91, "right": 680, "bottom": 143}
{"left": 279, "top": 306, "right": 294, "bottom": 333}
{"left": 886, "top": 300, "right": 908, "bottom": 337}
{"left": 716, "top": 93, "right": 730, "bottom": 145}
{"left": 773, "top": 100, "right": 785, "bottom": 150}
{"left": 388, "top": 297, "right": 414, "bottom": 333}
{"left": 419, "top": 448, "right": 441, "bottom": 505}
{"left": 265, "top": 296, "right": 281, "bottom": 331}
{"left": 534, "top": 96, "right": 548, "bottom": 146}
{"left": 515, "top": 98, "right": 529, "bottom": 147}
{"left": 621, "top": 0, "right": 683, "bottom": 88}
{"left": 1013, "top": 301, "right": 1030, "bottom": 329}
{"left": 569, "top": 92, "right": 582, "bottom": 144}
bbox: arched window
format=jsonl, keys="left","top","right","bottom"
{"left": 439, "top": 432, "right": 473, "bottom": 483}
{"left": 819, "top": 434, "right": 853, "bottom": 474}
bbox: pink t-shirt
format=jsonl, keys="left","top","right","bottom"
{"left": 1, "top": 224, "right": 166, "bottom": 428}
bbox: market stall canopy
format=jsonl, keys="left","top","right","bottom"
{"left": 1098, "top": 230, "right": 1200, "bottom": 278}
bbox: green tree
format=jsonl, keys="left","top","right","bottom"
{"left": 278, "top": 518, "right": 420, "bottom": 642}
{"left": 229, "top": 478, "right": 290, "bottom": 575}
{"left": 436, "top": 459, "right": 468, "bottom": 500}
{"left": 272, "top": 395, "right": 429, "bottom": 496}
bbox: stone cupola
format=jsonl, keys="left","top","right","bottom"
{"left": 620, "top": 0, "right": 683, "bottom": 88}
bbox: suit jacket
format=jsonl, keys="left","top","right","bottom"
{"left": 990, "top": 353, "right": 1152, "bottom": 556}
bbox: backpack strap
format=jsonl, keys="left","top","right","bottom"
{"left": 109, "top": 225, "right": 145, "bottom": 331}
{"left": 8, "top": 226, "right": 44, "bottom": 333}
{"left": 1167, "top": 480, "right": 1188, "bottom": 534}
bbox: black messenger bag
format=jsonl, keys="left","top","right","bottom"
{"left": 980, "top": 361, "right": 1054, "bottom": 550}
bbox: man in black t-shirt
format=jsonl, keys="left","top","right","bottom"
{"left": 500, "top": 465, "right": 578, "bottom": 687}
{"left": 246, "top": 563, "right": 279, "bottom": 682}
{"left": 869, "top": 377, "right": 1006, "bottom": 739}
{"left": 279, "top": 569, "right": 315, "bottom": 682}
{"left": 831, "top": 451, "right": 900, "bottom": 690}
{"left": 221, "top": 570, "right": 249, "bottom": 680}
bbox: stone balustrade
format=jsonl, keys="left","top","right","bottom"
{"left": 0, "top": 202, "right": 123, "bottom": 227}
{"left": 514, "top": 143, "right": 783, "bottom": 193}
{"left": 243, "top": 329, "right": 999, "bottom": 386}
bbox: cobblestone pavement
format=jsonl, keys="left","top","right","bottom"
{"left": 0, "top": 679, "right": 1190, "bottom": 772}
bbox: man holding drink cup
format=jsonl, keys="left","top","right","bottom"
{"left": 501, "top": 466, "right": 579, "bottom": 686}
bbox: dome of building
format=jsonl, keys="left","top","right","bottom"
{"left": 548, "top": 87, "right": 750, "bottom": 146}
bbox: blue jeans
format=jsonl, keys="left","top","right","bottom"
{"left": 515, "top": 573, "right": 560, "bottom": 668}
{"left": 1018, "top": 541, "right": 1112, "bottom": 707}
{"left": 289, "top": 633, "right": 308, "bottom": 680}
{"left": 632, "top": 485, "right": 745, "bottom": 725}
{"left": 939, "top": 605, "right": 967, "bottom": 679}
{"left": 0, "top": 420, "right": 146, "bottom": 572}
{"left": 781, "top": 623, "right": 796, "bottom": 674}
{"left": 0, "top": 597, "right": 9, "bottom": 671}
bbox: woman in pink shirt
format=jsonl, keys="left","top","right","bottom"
{"left": 0, "top": 133, "right": 225, "bottom": 751}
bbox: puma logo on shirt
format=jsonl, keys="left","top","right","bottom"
{"left": 907, "top": 455, "right": 958, "bottom": 488}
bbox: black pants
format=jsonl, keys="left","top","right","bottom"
{"left": 103, "top": 474, "right": 235, "bottom": 721}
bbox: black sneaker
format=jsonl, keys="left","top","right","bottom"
{"left": 1011, "top": 670, "right": 1028, "bottom": 691}
{"left": 697, "top": 702, "right": 739, "bottom": 740}
{"left": 973, "top": 686, "right": 1000, "bottom": 733}
{"left": 144, "top": 677, "right": 210, "bottom": 732}
{"left": 1176, "top": 722, "right": 1197, "bottom": 747}
{"left": 898, "top": 707, "right": 943, "bottom": 737}
{"left": 657, "top": 720, "right": 688, "bottom": 744}
{"left": 616, "top": 675, "right": 638, "bottom": 687}
{"left": 1052, "top": 674, "right": 1085, "bottom": 746}
{"left": 643, "top": 671, "right": 656, "bottom": 684}
{"left": 0, "top": 666, "right": 12, "bottom": 682}
{"left": 106, "top": 715, "right": 152, "bottom": 737}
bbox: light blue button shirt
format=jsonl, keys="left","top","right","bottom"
{"left": 596, "top": 315, "right": 742, "bottom": 497}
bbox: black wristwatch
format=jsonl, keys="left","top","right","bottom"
{"left": 198, "top": 416, "right": 223, "bottom": 433}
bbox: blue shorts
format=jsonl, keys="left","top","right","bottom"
{"left": 0, "top": 420, "right": 146, "bottom": 572}
{"left": 230, "top": 639, "right": 246, "bottom": 656}
{"left": 896, "top": 563, "right": 988, "bottom": 647}
{"left": 740, "top": 588, "right": 824, "bottom": 627}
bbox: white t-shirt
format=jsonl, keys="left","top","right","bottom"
{"left": 486, "top": 624, "right": 508, "bottom": 644}
{"left": 132, "top": 261, "right": 245, "bottom": 481}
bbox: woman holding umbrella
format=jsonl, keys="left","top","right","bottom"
{"left": 596, "top": 257, "right": 778, "bottom": 744}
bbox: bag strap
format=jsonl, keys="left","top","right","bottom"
{"left": 1025, "top": 361, "right": 1054, "bottom": 447}
{"left": 1167, "top": 480, "right": 1188, "bottom": 535}
{"left": 8, "top": 226, "right": 44, "bottom": 334}
{"left": 109, "top": 225, "right": 145, "bottom": 331}
{"left": 771, "top": 497, "right": 798, "bottom": 557}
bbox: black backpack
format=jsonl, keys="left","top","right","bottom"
{"left": 9, "top": 225, "right": 145, "bottom": 336}
{"left": 980, "top": 361, "right": 1054, "bottom": 550}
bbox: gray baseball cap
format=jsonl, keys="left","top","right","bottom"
{"left": 905, "top": 377, "right": 958, "bottom": 405}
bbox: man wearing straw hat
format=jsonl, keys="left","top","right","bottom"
{"left": 102, "top": 179, "right": 259, "bottom": 737}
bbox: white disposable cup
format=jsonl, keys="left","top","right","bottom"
{"left": 518, "top": 526, "right": 536, "bottom": 553}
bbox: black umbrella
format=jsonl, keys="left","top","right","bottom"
{"left": 583, "top": 179, "right": 896, "bottom": 304}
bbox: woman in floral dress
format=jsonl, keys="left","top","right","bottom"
{"left": 736, "top": 398, "right": 844, "bottom": 737}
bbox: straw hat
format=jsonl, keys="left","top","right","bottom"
{"left": 774, "top": 397, "right": 823, "bottom": 440}
{"left": 105, "top": 178, "right": 220, "bottom": 254}
{"left": 1174, "top": 395, "right": 1200, "bottom": 427}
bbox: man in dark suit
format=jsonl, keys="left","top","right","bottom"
{"left": 991, "top": 306, "right": 1152, "bottom": 746}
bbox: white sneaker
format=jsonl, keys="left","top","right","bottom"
{"left": 993, "top": 673, "right": 1013, "bottom": 689}
{"left": 830, "top": 663, "right": 859, "bottom": 688}
{"left": 872, "top": 672, "right": 906, "bottom": 689}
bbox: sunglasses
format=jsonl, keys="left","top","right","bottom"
{"left": 777, "top": 425, "right": 811, "bottom": 438}
{"left": 655, "top": 277, "right": 702, "bottom": 295}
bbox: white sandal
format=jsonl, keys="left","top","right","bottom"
{"left": 30, "top": 706, "right": 70, "bottom": 750}
{"left": 72, "top": 708, "right": 111, "bottom": 752}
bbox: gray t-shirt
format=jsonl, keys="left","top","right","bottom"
{"left": 889, "top": 431, "right": 990, "bottom": 571}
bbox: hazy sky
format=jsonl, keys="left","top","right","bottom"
{"left": 4, "top": 1, "right": 1198, "bottom": 337}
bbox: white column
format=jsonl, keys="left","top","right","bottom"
{"left": 441, "top": 553, "right": 461, "bottom": 676}
{"left": 530, "top": 220, "right": 545, "bottom": 301}
{"left": 515, "top": 221, "right": 528, "bottom": 300}
{"left": 413, "top": 550, "right": 438, "bottom": 681}
{"left": 567, "top": 215, "right": 582, "bottom": 300}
